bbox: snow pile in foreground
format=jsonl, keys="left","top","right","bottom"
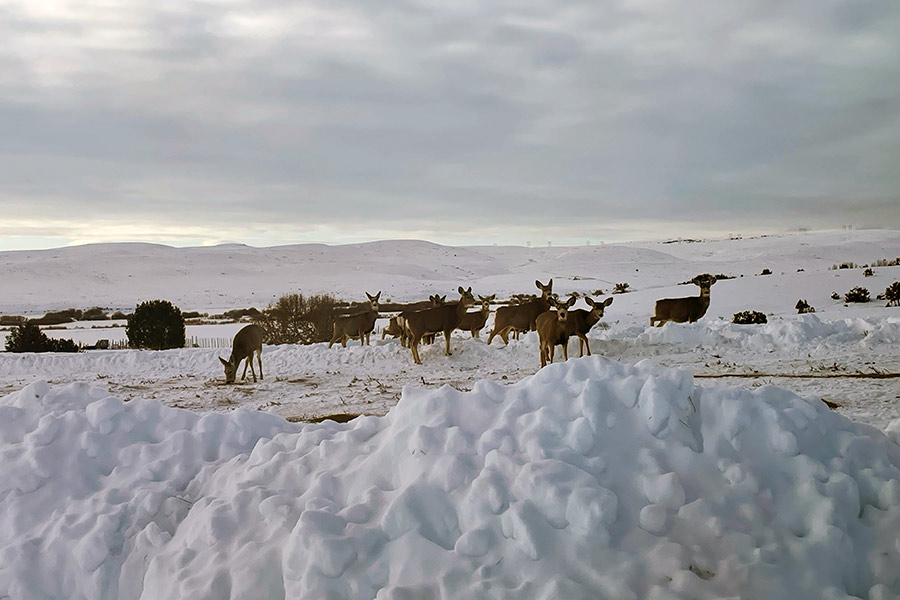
{"left": 2, "top": 359, "right": 900, "bottom": 599}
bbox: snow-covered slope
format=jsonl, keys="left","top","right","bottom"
{"left": 3, "top": 358, "right": 900, "bottom": 599}
{"left": 2, "top": 229, "right": 899, "bottom": 318}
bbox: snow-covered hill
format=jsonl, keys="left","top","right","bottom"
{"left": 2, "top": 229, "right": 899, "bottom": 321}
{"left": 2, "top": 230, "right": 900, "bottom": 599}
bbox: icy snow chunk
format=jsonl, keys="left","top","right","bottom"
{"left": 643, "top": 472, "right": 687, "bottom": 510}
{"left": 639, "top": 504, "right": 668, "bottom": 535}
{"left": 500, "top": 501, "right": 544, "bottom": 560}
{"left": 85, "top": 396, "right": 124, "bottom": 435}
{"left": 381, "top": 484, "right": 460, "bottom": 550}
{"left": 454, "top": 527, "right": 494, "bottom": 557}
{"left": 565, "top": 486, "right": 617, "bottom": 535}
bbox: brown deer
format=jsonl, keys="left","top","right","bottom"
{"left": 487, "top": 279, "right": 553, "bottom": 345}
{"left": 567, "top": 296, "right": 613, "bottom": 357}
{"left": 405, "top": 287, "right": 476, "bottom": 364}
{"left": 219, "top": 324, "right": 264, "bottom": 383}
{"left": 328, "top": 291, "right": 381, "bottom": 348}
{"left": 392, "top": 295, "right": 446, "bottom": 347}
{"left": 650, "top": 274, "right": 717, "bottom": 326}
{"left": 536, "top": 296, "right": 576, "bottom": 368}
{"left": 457, "top": 294, "right": 496, "bottom": 337}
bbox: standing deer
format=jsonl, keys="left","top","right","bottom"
{"left": 650, "top": 274, "right": 717, "bottom": 326}
{"left": 328, "top": 291, "right": 381, "bottom": 348}
{"left": 405, "top": 287, "right": 476, "bottom": 364}
{"left": 567, "top": 296, "right": 614, "bottom": 357}
{"left": 457, "top": 294, "right": 496, "bottom": 337}
{"left": 536, "top": 296, "right": 576, "bottom": 368}
{"left": 219, "top": 324, "right": 264, "bottom": 383}
{"left": 487, "top": 279, "right": 553, "bottom": 345}
{"left": 390, "top": 295, "right": 446, "bottom": 347}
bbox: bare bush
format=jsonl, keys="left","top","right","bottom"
{"left": 253, "top": 293, "right": 340, "bottom": 344}
{"left": 613, "top": 282, "right": 630, "bottom": 294}
{"left": 732, "top": 311, "right": 768, "bottom": 324}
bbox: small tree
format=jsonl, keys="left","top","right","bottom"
{"left": 844, "top": 287, "right": 870, "bottom": 303}
{"left": 126, "top": 300, "right": 186, "bottom": 350}
{"left": 885, "top": 282, "right": 900, "bottom": 307}
{"left": 5, "top": 322, "right": 79, "bottom": 353}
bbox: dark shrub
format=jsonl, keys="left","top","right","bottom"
{"left": 82, "top": 307, "right": 108, "bottom": 321}
{"left": 732, "top": 311, "right": 768, "bottom": 325}
{"left": 795, "top": 299, "right": 815, "bottom": 314}
{"left": 5, "top": 322, "right": 79, "bottom": 352}
{"left": 110, "top": 311, "right": 129, "bottom": 320}
{"left": 32, "top": 308, "right": 81, "bottom": 325}
{"left": 885, "top": 282, "right": 900, "bottom": 307}
{"left": 51, "top": 338, "right": 80, "bottom": 352}
{"left": 863, "top": 268, "right": 874, "bottom": 277}
{"left": 613, "top": 282, "right": 630, "bottom": 294}
{"left": 844, "top": 287, "right": 870, "bottom": 303}
{"left": 0, "top": 315, "right": 26, "bottom": 326}
{"left": 830, "top": 292, "right": 841, "bottom": 300}
{"left": 759, "top": 268, "right": 772, "bottom": 276}
{"left": 126, "top": 300, "right": 186, "bottom": 350}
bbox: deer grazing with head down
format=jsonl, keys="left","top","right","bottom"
{"left": 650, "top": 274, "right": 717, "bottom": 326}
{"left": 457, "top": 294, "right": 496, "bottom": 338}
{"left": 536, "top": 296, "right": 576, "bottom": 368}
{"left": 219, "top": 323, "right": 264, "bottom": 383}
{"left": 487, "top": 279, "right": 553, "bottom": 345}
{"left": 404, "top": 287, "right": 476, "bottom": 364}
{"left": 328, "top": 291, "right": 381, "bottom": 348}
{"left": 567, "top": 296, "right": 614, "bottom": 357}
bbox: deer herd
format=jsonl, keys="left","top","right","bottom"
{"left": 220, "top": 274, "right": 719, "bottom": 382}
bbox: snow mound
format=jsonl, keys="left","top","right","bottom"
{"left": 608, "top": 314, "right": 900, "bottom": 351}
{"left": 2, "top": 359, "right": 900, "bottom": 599}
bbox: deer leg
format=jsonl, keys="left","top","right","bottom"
{"left": 241, "top": 356, "right": 250, "bottom": 380}
{"left": 444, "top": 331, "right": 452, "bottom": 356}
{"left": 411, "top": 337, "right": 422, "bottom": 364}
{"left": 540, "top": 344, "right": 547, "bottom": 368}
{"left": 248, "top": 357, "right": 257, "bottom": 382}
{"left": 562, "top": 341, "right": 569, "bottom": 361}
{"left": 500, "top": 326, "right": 512, "bottom": 345}
{"left": 257, "top": 350, "right": 263, "bottom": 380}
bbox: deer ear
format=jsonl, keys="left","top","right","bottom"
{"left": 467, "top": 287, "right": 472, "bottom": 294}
{"left": 604, "top": 297, "right": 614, "bottom": 307}
{"left": 375, "top": 291, "right": 381, "bottom": 299}
{"left": 458, "top": 286, "right": 464, "bottom": 294}
{"left": 567, "top": 296, "right": 577, "bottom": 307}
{"left": 585, "top": 297, "right": 595, "bottom": 306}
{"left": 219, "top": 357, "right": 229, "bottom": 366}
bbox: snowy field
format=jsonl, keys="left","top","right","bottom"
{"left": 2, "top": 230, "right": 900, "bottom": 598}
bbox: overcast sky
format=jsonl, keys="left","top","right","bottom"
{"left": 2, "top": 0, "right": 899, "bottom": 250}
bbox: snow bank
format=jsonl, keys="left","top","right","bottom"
{"left": 2, "top": 358, "right": 900, "bottom": 599}
{"left": 604, "top": 314, "right": 900, "bottom": 352}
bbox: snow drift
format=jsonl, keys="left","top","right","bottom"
{"left": 2, "top": 357, "right": 900, "bottom": 599}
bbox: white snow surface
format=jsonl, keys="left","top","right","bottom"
{"left": 3, "top": 230, "right": 900, "bottom": 598}
{"left": 4, "top": 358, "right": 900, "bottom": 599}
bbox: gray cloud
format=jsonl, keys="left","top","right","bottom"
{"left": 1, "top": 0, "right": 899, "bottom": 248}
